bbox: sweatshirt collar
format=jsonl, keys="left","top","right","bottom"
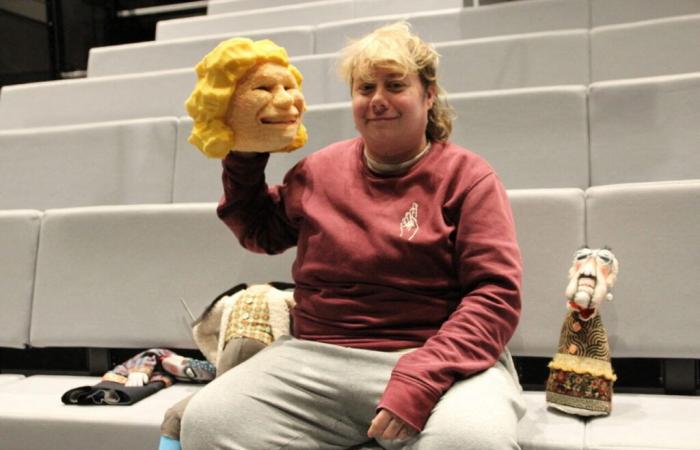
{"left": 363, "top": 141, "right": 432, "bottom": 175}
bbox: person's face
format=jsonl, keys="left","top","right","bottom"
{"left": 351, "top": 67, "right": 435, "bottom": 164}
{"left": 226, "top": 62, "right": 305, "bottom": 152}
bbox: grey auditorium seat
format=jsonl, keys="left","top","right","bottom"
{"left": 0, "top": 119, "right": 178, "bottom": 209}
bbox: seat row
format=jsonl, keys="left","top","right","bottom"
{"left": 203, "top": 0, "right": 700, "bottom": 28}
{"left": 157, "top": 0, "right": 700, "bottom": 41}
{"left": 86, "top": 4, "right": 700, "bottom": 78}
{"left": 1, "top": 74, "right": 698, "bottom": 211}
{"left": 1, "top": 179, "right": 698, "bottom": 450}
{"left": 206, "top": 0, "right": 328, "bottom": 15}
{"left": 2, "top": 15, "right": 699, "bottom": 131}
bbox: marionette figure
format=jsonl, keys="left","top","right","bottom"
{"left": 545, "top": 247, "right": 620, "bottom": 416}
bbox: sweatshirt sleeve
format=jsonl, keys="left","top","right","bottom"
{"left": 377, "top": 172, "right": 522, "bottom": 431}
{"left": 216, "top": 151, "right": 302, "bottom": 255}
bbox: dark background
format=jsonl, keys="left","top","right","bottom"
{"left": 0, "top": 0, "right": 205, "bottom": 88}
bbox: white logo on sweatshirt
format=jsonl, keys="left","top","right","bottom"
{"left": 400, "top": 202, "right": 419, "bottom": 240}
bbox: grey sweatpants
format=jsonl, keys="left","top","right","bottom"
{"left": 181, "top": 336, "right": 526, "bottom": 450}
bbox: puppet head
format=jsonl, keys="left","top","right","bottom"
{"left": 185, "top": 38, "right": 308, "bottom": 159}
{"left": 565, "top": 247, "right": 619, "bottom": 320}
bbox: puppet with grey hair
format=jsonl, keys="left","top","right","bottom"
{"left": 546, "top": 247, "right": 620, "bottom": 416}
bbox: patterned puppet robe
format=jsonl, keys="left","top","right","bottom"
{"left": 546, "top": 310, "right": 616, "bottom": 415}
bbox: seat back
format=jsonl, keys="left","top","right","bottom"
{"left": 291, "top": 53, "right": 348, "bottom": 105}
{"left": 0, "top": 210, "right": 42, "bottom": 349}
{"left": 208, "top": 0, "right": 314, "bottom": 15}
{"left": 437, "top": 30, "right": 589, "bottom": 94}
{"left": 352, "top": 0, "right": 463, "bottom": 19}
{"left": 590, "top": 0, "right": 700, "bottom": 27}
{"left": 0, "top": 70, "right": 193, "bottom": 129}
{"left": 450, "top": 86, "right": 589, "bottom": 189}
{"left": 314, "top": 9, "right": 459, "bottom": 54}
{"left": 589, "top": 73, "right": 700, "bottom": 186}
{"left": 457, "top": 0, "right": 590, "bottom": 39}
{"left": 586, "top": 180, "right": 700, "bottom": 358}
{"left": 87, "top": 27, "right": 315, "bottom": 77}
{"left": 30, "top": 204, "right": 296, "bottom": 349}
{"left": 156, "top": 0, "right": 353, "bottom": 40}
{"left": 0, "top": 119, "right": 177, "bottom": 210}
{"left": 507, "top": 188, "right": 586, "bottom": 357}
{"left": 591, "top": 14, "right": 700, "bottom": 82}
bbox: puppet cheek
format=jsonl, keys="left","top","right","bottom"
{"left": 228, "top": 95, "right": 262, "bottom": 129}
{"left": 235, "top": 91, "right": 267, "bottom": 115}
{"left": 293, "top": 92, "right": 306, "bottom": 111}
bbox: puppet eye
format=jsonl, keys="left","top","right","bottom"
{"left": 597, "top": 250, "right": 614, "bottom": 265}
{"left": 575, "top": 249, "right": 592, "bottom": 261}
{"left": 255, "top": 86, "right": 272, "bottom": 92}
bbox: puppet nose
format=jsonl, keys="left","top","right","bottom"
{"left": 272, "top": 87, "right": 294, "bottom": 108}
{"left": 580, "top": 259, "right": 597, "bottom": 277}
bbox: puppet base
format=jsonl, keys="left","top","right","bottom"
{"left": 546, "top": 392, "right": 610, "bottom": 416}
{"left": 546, "top": 368, "right": 612, "bottom": 416}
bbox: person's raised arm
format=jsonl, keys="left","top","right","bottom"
{"left": 183, "top": 38, "right": 309, "bottom": 254}
{"left": 216, "top": 151, "right": 304, "bottom": 255}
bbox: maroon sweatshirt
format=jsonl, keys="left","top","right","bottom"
{"left": 217, "top": 137, "right": 522, "bottom": 431}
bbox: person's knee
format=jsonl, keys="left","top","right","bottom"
{"left": 180, "top": 389, "right": 228, "bottom": 450}
{"left": 414, "top": 401, "right": 521, "bottom": 450}
{"left": 180, "top": 381, "right": 271, "bottom": 449}
{"left": 412, "top": 424, "right": 520, "bottom": 450}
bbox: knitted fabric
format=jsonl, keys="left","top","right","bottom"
{"left": 224, "top": 289, "right": 274, "bottom": 346}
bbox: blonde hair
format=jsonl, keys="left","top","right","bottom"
{"left": 338, "top": 22, "right": 454, "bottom": 142}
{"left": 185, "top": 38, "right": 308, "bottom": 158}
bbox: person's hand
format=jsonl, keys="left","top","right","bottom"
{"left": 232, "top": 150, "right": 261, "bottom": 158}
{"left": 367, "top": 409, "right": 418, "bottom": 442}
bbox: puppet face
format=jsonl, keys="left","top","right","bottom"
{"left": 226, "top": 62, "right": 305, "bottom": 152}
{"left": 565, "top": 248, "right": 619, "bottom": 315}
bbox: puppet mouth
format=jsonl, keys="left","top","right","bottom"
{"left": 260, "top": 117, "right": 298, "bottom": 125}
{"left": 576, "top": 275, "right": 596, "bottom": 295}
{"left": 573, "top": 274, "right": 597, "bottom": 306}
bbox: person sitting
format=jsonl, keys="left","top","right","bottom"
{"left": 182, "top": 22, "right": 526, "bottom": 450}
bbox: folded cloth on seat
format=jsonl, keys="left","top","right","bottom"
{"left": 61, "top": 348, "right": 215, "bottom": 406}
{"left": 62, "top": 380, "right": 165, "bottom": 405}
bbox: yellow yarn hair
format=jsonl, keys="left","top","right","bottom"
{"left": 185, "top": 38, "right": 308, "bottom": 159}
